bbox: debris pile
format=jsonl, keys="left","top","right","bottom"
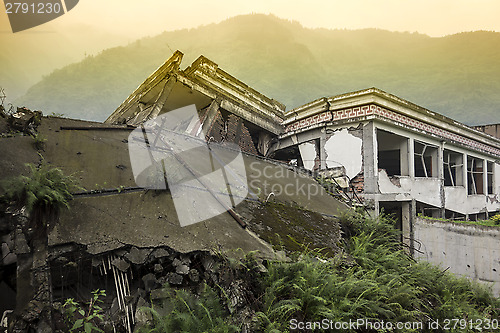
{"left": 3, "top": 230, "right": 266, "bottom": 333}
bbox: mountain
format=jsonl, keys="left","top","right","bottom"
{"left": 15, "top": 14, "right": 500, "bottom": 125}
{"left": 0, "top": 22, "right": 132, "bottom": 101}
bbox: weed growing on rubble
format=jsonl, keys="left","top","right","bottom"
{"left": 140, "top": 284, "right": 239, "bottom": 333}
{"left": 31, "top": 132, "right": 47, "bottom": 150}
{"left": 491, "top": 214, "right": 500, "bottom": 225}
{"left": 63, "top": 289, "right": 106, "bottom": 332}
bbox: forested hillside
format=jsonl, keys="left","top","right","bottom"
{"left": 15, "top": 14, "right": 500, "bottom": 125}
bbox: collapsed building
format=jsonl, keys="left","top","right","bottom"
{"left": 1, "top": 50, "right": 500, "bottom": 331}
{"left": 105, "top": 50, "right": 284, "bottom": 157}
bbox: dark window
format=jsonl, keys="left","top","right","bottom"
{"left": 378, "top": 150, "right": 401, "bottom": 176}
{"left": 467, "top": 156, "right": 484, "bottom": 195}
{"left": 443, "top": 150, "right": 463, "bottom": 186}
{"left": 414, "top": 141, "right": 437, "bottom": 178}
{"left": 377, "top": 129, "right": 409, "bottom": 176}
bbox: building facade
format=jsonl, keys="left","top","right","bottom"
{"left": 277, "top": 88, "right": 500, "bottom": 246}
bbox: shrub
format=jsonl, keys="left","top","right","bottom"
{"left": 1, "top": 163, "right": 80, "bottom": 216}
{"left": 31, "top": 132, "right": 47, "bottom": 150}
{"left": 491, "top": 214, "right": 500, "bottom": 225}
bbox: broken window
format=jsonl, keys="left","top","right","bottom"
{"left": 487, "top": 161, "right": 494, "bottom": 195}
{"left": 443, "top": 150, "right": 463, "bottom": 186}
{"left": 414, "top": 141, "right": 438, "bottom": 178}
{"left": 467, "top": 156, "right": 484, "bottom": 195}
{"left": 377, "top": 129, "right": 409, "bottom": 176}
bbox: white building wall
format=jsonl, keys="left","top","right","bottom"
{"left": 373, "top": 121, "right": 500, "bottom": 215}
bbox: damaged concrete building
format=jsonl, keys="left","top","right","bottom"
{"left": 0, "top": 53, "right": 346, "bottom": 332}
{"left": 277, "top": 88, "right": 500, "bottom": 242}
{"left": 1, "top": 50, "right": 500, "bottom": 331}
{"left": 105, "top": 50, "right": 285, "bottom": 157}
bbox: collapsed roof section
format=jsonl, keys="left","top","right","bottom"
{"left": 105, "top": 51, "right": 285, "bottom": 136}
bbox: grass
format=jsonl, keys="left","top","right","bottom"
{"left": 419, "top": 214, "right": 500, "bottom": 228}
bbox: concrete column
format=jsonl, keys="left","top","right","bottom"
{"left": 410, "top": 199, "right": 416, "bottom": 257}
{"left": 464, "top": 153, "right": 469, "bottom": 195}
{"left": 482, "top": 158, "right": 488, "bottom": 196}
{"left": 319, "top": 131, "right": 327, "bottom": 170}
{"left": 147, "top": 76, "right": 177, "bottom": 120}
{"left": 362, "top": 122, "right": 378, "bottom": 194}
{"left": 408, "top": 138, "right": 415, "bottom": 179}
{"left": 200, "top": 99, "right": 220, "bottom": 137}
{"left": 402, "top": 201, "right": 411, "bottom": 252}
{"left": 438, "top": 142, "right": 445, "bottom": 218}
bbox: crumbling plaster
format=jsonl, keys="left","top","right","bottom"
{"left": 445, "top": 187, "right": 498, "bottom": 215}
{"left": 377, "top": 170, "right": 442, "bottom": 207}
{"left": 298, "top": 142, "right": 316, "bottom": 171}
{"left": 324, "top": 129, "right": 362, "bottom": 179}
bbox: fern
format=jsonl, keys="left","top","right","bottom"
{"left": 1, "top": 163, "right": 81, "bottom": 216}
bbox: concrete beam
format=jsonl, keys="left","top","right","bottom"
{"left": 220, "top": 99, "right": 283, "bottom": 135}
{"left": 200, "top": 99, "right": 220, "bottom": 137}
{"left": 146, "top": 77, "right": 177, "bottom": 121}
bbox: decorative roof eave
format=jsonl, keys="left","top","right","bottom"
{"left": 184, "top": 55, "right": 286, "bottom": 121}
{"left": 284, "top": 88, "right": 500, "bottom": 152}
{"left": 282, "top": 102, "right": 500, "bottom": 159}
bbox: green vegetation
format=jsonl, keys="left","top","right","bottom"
{"left": 63, "top": 289, "right": 106, "bottom": 333}
{"left": 419, "top": 213, "right": 500, "bottom": 228}
{"left": 1, "top": 163, "right": 79, "bottom": 216}
{"left": 139, "top": 285, "right": 239, "bottom": 333}
{"left": 49, "top": 112, "right": 65, "bottom": 118}
{"left": 15, "top": 14, "right": 500, "bottom": 125}
{"left": 31, "top": 132, "right": 47, "bottom": 150}
{"left": 141, "top": 211, "right": 500, "bottom": 332}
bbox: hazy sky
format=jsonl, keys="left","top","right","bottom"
{"left": 1, "top": 0, "right": 499, "bottom": 102}
{"left": 2, "top": 0, "right": 500, "bottom": 37}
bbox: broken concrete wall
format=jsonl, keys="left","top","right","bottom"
{"left": 414, "top": 217, "right": 500, "bottom": 296}
{"left": 324, "top": 128, "right": 362, "bottom": 179}
{"left": 298, "top": 141, "right": 317, "bottom": 171}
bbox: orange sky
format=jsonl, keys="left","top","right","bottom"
{"left": 2, "top": 0, "right": 500, "bottom": 38}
